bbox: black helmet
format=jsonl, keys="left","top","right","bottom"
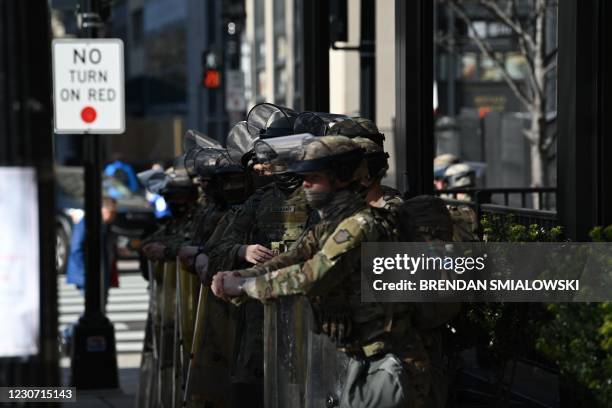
{"left": 246, "top": 103, "right": 298, "bottom": 138}
{"left": 226, "top": 121, "right": 261, "bottom": 167}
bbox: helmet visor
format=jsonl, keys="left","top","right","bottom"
{"left": 253, "top": 133, "right": 316, "bottom": 174}
{"left": 226, "top": 121, "right": 261, "bottom": 165}
{"left": 183, "top": 129, "right": 221, "bottom": 152}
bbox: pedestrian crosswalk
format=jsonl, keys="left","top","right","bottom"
{"left": 58, "top": 269, "right": 150, "bottom": 359}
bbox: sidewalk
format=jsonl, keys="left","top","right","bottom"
{"left": 61, "top": 354, "right": 140, "bottom": 408}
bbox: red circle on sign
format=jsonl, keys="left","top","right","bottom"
{"left": 81, "top": 106, "right": 97, "bottom": 123}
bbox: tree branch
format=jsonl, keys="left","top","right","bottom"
{"left": 478, "top": 0, "right": 536, "bottom": 51}
{"left": 523, "top": 128, "right": 539, "bottom": 145}
{"left": 448, "top": 1, "right": 534, "bottom": 110}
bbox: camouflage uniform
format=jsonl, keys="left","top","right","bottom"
{"left": 234, "top": 189, "right": 424, "bottom": 408}
{"left": 182, "top": 202, "right": 245, "bottom": 408}
{"left": 210, "top": 182, "right": 310, "bottom": 405}
{"left": 379, "top": 185, "right": 404, "bottom": 212}
{"left": 141, "top": 202, "right": 197, "bottom": 259}
{"left": 226, "top": 135, "right": 423, "bottom": 407}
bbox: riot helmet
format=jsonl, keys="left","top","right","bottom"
{"left": 226, "top": 103, "right": 298, "bottom": 168}
{"left": 210, "top": 149, "right": 252, "bottom": 205}
{"left": 246, "top": 103, "right": 298, "bottom": 138}
{"left": 183, "top": 130, "right": 222, "bottom": 177}
{"left": 434, "top": 153, "right": 459, "bottom": 179}
{"left": 293, "top": 112, "right": 349, "bottom": 136}
{"left": 137, "top": 168, "right": 168, "bottom": 195}
{"left": 252, "top": 133, "right": 316, "bottom": 174}
{"left": 328, "top": 117, "right": 385, "bottom": 146}
{"left": 193, "top": 147, "right": 230, "bottom": 181}
{"left": 353, "top": 137, "right": 389, "bottom": 181}
{"left": 226, "top": 121, "right": 260, "bottom": 167}
{"left": 288, "top": 135, "right": 366, "bottom": 183}
{"left": 444, "top": 163, "right": 475, "bottom": 188}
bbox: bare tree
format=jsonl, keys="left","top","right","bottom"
{"left": 437, "top": 0, "right": 557, "bottom": 207}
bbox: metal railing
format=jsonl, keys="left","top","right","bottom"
{"left": 435, "top": 188, "right": 559, "bottom": 239}
{"left": 435, "top": 187, "right": 557, "bottom": 211}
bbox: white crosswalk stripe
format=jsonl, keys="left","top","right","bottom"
{"left": 58, "top": 271, "right": 150, "bottom": 365}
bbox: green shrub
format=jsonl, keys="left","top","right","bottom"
{"left": 453, "top": 215, "right": 611, "bottom": 406}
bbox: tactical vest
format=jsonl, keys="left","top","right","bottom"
{"left": 309, "top": 206, "right": 404, "bottom": 353}
{"left": 248, "top": 184, "right": 310, "bottom": 255}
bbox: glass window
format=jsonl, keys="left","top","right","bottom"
{"left": 506, "top": 52, "right": 529, "bottom": 80}
{"left": 461, "top": 53, "right": 478, "bottom": 80}
{"left": 480, "top": 53, "right": 504, "bottom": 81}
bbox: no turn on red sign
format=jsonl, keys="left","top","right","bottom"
{"left": 52, "top": 39, "right": 125, "bottom": 134}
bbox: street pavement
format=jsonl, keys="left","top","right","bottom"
{"left": 58, "top": 260, "right": 147, "bottom": 407}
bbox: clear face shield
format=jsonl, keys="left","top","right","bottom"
{"left": 193, "top": 148, "right": 228, "bottom": 181}
{"left": 252, "top": 133, "right": 316, "bottom": 175}
{"left": 183, "top": 129, "right": 222, "bottom": 153}
{"left": 226, "top": 121, "right": 261, "bottom": 166}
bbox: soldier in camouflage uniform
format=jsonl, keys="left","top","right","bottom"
{"left": 181, "top": 148, "right": 254, "bottom": 408}
{"left": 207, "top": 105, "right": 311, "bottom": 408}
{"left": 351, "top": 134, "right": 402, "bottom": 211}
{"left": 137, "top": 162, "right": 200, "bottom": 408}
{"left": 141, "top": 163, "right": 200, "bottom": 263}
{"left": 213, "top": 136, "right": 421, "bottom": 408}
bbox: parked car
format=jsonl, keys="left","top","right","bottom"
{"left": 55, "top": 166, "right": 156, "bottom": 274}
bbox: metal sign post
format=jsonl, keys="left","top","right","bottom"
{"left": 59, "top": 0, "right": 121, "bottom": 390}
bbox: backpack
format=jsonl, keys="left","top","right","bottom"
{"left": 398, "top": 195, "right": 462, "bottom": 330}
{"left": 447, "top": 204, "right": 480, "bottom": 242}
{"left": 400, "top": 195, "right": 454, "bottom": 242}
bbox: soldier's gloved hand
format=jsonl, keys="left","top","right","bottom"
{"left": 222, "top": 272, "right": 246, "bottom": 297}
{"left": 242, "top": 244, "right": 274, "bottom": 264}
{"left": 177, "top": 245, "right": 198, "bottom": 272}
{"left": 211, "top": 271, "right": 241, "bottom": 301}
{"left": 142, "top": 243, "right": 166, "bottom": 261}
{"left": 194, "top": 253, "right": 210, "bottom": 285}
{"left": 211, "top": 271, "right": 226, "bottom": 298}
{"left": 178, "top": 246, "right": 198, "bottom": 267}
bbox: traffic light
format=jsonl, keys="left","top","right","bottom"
{"left": 203, "top": 69, "right": 221, "bottom": 89}
{"left": 202, "top": 50, "right": 221, "bottom": 89}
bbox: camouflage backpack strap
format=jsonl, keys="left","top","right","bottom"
{"left": 368, "top": 207, "right": 400, "bottom": 242}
